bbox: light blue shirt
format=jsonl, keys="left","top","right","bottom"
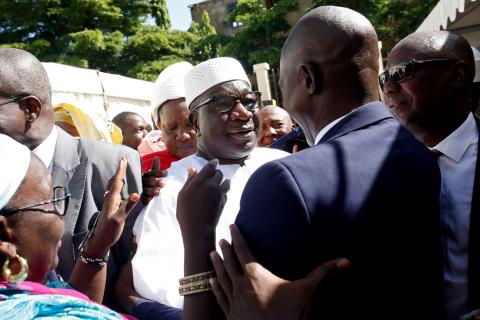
{"left": 433, "top": 113, "right": 478, "bottom": 320}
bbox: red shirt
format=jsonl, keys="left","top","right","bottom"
{"left": 141, "top": 150, "right": 179, "bottom": 174}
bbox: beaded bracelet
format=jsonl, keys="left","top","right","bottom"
{"left": 79, "top": 250, "right": 109, "bottom": 267}
{"left": 179, "top": 279, "right": 212, "bottom": 296}
{"left": 179, "top": 271, "right": 215, "bottom": 296}
{"left": 179, "top": 270, "right": 215, "bottom": 286}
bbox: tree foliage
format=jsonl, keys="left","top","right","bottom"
{"left": 0, "top": 0, "right": 218, "bottom": 81}
{"left": 0, "top": 0, "right": 440, "bottom": 81}
{"left": 308, "top": 0, "right": 438, "bottom": 56}
{"left": 220, "top": 0, "right": 297, "bottom": 72}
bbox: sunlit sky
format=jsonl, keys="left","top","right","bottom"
{"left": 166, "top": 0, "right": 206, "bottom": 31}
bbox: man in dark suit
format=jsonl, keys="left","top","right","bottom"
{"left": 382, "top": 31, "right": 479, "bottom": 320}
{"left": 0, "top": 48, "right": 142, "bottom": 306}
{"left": 229, "top": 6, "right": 442, "bottom": 320}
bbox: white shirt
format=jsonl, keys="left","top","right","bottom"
{"left": 314, "top": 113, "right": 349, "bottom": 145}
{"left": 132, "top": 147, "right": 288, "bottom": 308}
{"left": 433, "top": 113, "right": 478, "bottom": 320}
{"left": 32, "top": 126, "right": 57, "bottom": 172}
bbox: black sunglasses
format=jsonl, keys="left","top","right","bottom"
{"left": 0, "top": 95, "right": 29, "bottom": 108}
{"left": 191, "top": 91, "right": 262, "bottom": 114}
{"left": 0, "top": 186, "right": 70, "bottom": 217}
{"left": 379, "top": 59, "right": 451, "bottom": 90}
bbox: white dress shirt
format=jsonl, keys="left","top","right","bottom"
{"left": 314, "top": 113, "right": 349, "bottom": 145}
{"left": 433, "top": 113, "right": 478, "bottom": 320}
{"left": 131, "top": 147, "right": 288, "bottom": 308}
{"left": 32, "top": 126, "right": 58, "bottom": 172}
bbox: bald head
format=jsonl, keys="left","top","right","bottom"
{"left": 257, "top": 105, "right": 293, "bottom": 147}
{"left": 279, "top": 6, "right": 380, "bottom": 146}
{"left": 282, "top": 6, "right": 379, "bottom": 75}
{"left": 0, "top": 48, "right": 51, "bottom": 107}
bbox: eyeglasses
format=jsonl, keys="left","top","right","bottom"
{"left": 379, "top": 59, "right": 451, "bottom": 90}
{"left": 0, "top": 95, "right": 29, "bottom": 108}
{"left": 0, "top": 186, "right": 70, "bottom": 217}
{"left": 191, "top": 91, "right": 262, "bottom": 114}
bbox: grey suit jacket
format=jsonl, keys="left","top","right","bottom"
{"left": 52, "top": 128, "right": 142, "bottom": 304}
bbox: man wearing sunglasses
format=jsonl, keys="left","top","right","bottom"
{"left": 129, "top": 57, "right": 287, "bottom": 319}
{"left": 383, "top": 31, "right": 479, "bottom": 320}
{"left": 0, "top": 48, "right": 142, "bottom": 307}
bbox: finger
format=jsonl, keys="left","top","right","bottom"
{"left": 196, "top": 159, "right": 219, "bottom": 180}
{"left": 151, "top": 156, "right": 161, "bottom": 171}
{"left": 305, "top": 258, "right": 350, "bottom": 290}
{"left": 104, "top": 157, "right": 127, "bottom": 211}
{"left": 183, "top": 166, "right": 198, "bottom": 188}
{"left": 230, "top": 224, "right": 256, "bottom": 266}
{"left": 142, "top": 176, "right": 164, "bottom": 188}
{"left": 125, "top": 193, "right": 140, "bottom": 213}
{"left": 292, "top": 144, "right": 299, "bottom": 153}
{"left": 210, "top": 250, "right": 233, "bottom": 301}
{"left": 211, "top": 169, "right": 224, "bottom": 185}
{"left": 210, "top": 278, "right": 230, "bottom": 315}
{"left": 109, "top": 156, "right": 128, "bottom": 195}
{"left": 142, "top": 168, "right": 168, "bottom": 179}
{"left": 220, "top": 179, "right": 231, "bottom": 195}
{"left": 219, "top": 239, "right": 242, "bottom": 284}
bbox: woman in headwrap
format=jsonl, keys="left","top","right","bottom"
{"left": 0, "top": 134, "right": 137, "bottom": 319}
{"left": 54, "top": 102, "right": 123, "bottom": 144}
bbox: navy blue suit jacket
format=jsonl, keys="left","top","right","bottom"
{"left": 236, "top": 102, "right": 443, "bottom": 319}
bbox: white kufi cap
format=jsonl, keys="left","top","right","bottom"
{"left": 0, "top": 134, "right": 31, "bottom": 210}
{"left": 184, "top": 57, "right": 251, "bottom": 109}
{"left": 151, "top": 62, "right": 193, "bottom": 125}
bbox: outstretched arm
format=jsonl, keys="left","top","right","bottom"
{"left": 70, "top": 156, "right": 139, "bottom": 303}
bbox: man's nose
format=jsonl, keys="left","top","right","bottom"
{"left": 230, "top": 101, "right": 253, "bottom": 121}
{"left": 176, "top": 129, "right": 191, "bottom": 142}
{"left": 382, "top": 77, "right": 400, "bottom": 94}
{"left": 266, "top": 126, "right": 276, "bottom": 137}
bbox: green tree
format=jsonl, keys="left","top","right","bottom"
{"left": 220, "top": 0, "right": 297, "bottom": 72}
{"left": 189, "top": 11, "right": 227, "bottom": 62}
{"left": 0, "top": 0, "right": 172, "bottom": 75}
{"left": 308, "top": 0, "right": 438, "bottom": 56}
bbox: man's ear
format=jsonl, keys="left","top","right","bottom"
{"left": 189, "top": 112, "right": 200, "bottom": 136}
{"left": 300, "top": 62, "right": 322, "bottom": 95}
{"left": 451, "top": 61, "right": 469, "bottom": 88}
{"left": 21, "top": 96, "right": 42, "bottom": 123}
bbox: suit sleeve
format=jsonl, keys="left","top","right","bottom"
{"left": 235, "top": 160, "right": 313, "bottom": 280}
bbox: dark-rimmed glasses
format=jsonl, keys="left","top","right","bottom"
{"left": 379, "top": 59, "right": 451, "bottom": 90}
{"left": 0, "top": 186, "right": 70, "bottom": 217}
{"left": 191, "top": 91, "right": 262, "bottom": 114}
{"left": 0, "top": 95, "right": 29, "bottom": 108}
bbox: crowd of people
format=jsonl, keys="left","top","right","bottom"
{"left": 1, "top": 4, "right": 480, "bottom": 320}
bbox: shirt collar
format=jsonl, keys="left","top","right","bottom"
{"left": 314, "top": 113, "right": 349, "bottom": 145}
{"left": 432, "top": 112, "right": 478, "bottom": 162}
{"left": 32, "top": 127, "right": 58, "bottom": 170}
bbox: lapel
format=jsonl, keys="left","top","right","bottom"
{"left": 52, "top": 129, "right": 89, "bottom": 238}
{"left": 318, "top": 101, "right": 393, "bottom": 144}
